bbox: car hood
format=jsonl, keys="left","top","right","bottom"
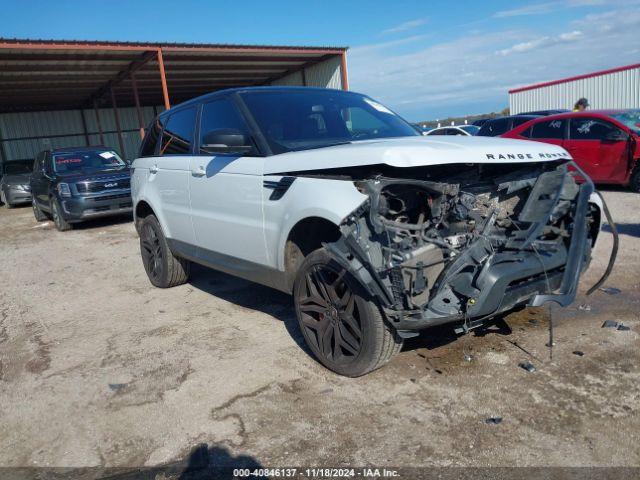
{"left": 263, "top": 136, "right": 571, "bottom": 174}
{"left": 1, "top": 173, "right": 31, "bottom": 185}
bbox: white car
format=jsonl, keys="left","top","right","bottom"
{"left": 425, "top": 125, "right": 480, "bottom": 136}
{"left": 131, "top": 87, "right": 611, "bottom": 377}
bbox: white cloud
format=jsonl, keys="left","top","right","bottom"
{"left": 493, "top": 2, "right": 557, "bottom": 18}
{"left": 382, "top": 18, "right": 428, "bottom": 35}
{"left": 498, "top": 30, "right": 583, "bottom": 55}
{"left": 348, "top": 8, "right": 640, "bottom": 120}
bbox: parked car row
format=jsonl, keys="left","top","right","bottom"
{"left": 0, "top": 147, "right": 132, "bottom": 230}
{"left": 1, "top": 87, "right": 623, "bottom": 377}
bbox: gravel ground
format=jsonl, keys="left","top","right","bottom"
{"left": 0, "top": 189, "right": 638, "bottom": 472}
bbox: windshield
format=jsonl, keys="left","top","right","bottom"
{"left": 52, "top": 150, "right": 126, "bottom": 175}
{"left": 239, "top": 90, "right": 419, "bottom": 154}
{"left": 460, "top": 125, "right": 480, "bottom": 135}
{"left": 3, "top": 162, "right": 32, "bottom": 175}
{"left": 608, "top": 110, "right": 640, "bottom": 135}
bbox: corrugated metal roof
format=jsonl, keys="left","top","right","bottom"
{"left": 0, "top": 38, "right": 347, "bottom": 112}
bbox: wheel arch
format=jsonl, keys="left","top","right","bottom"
{"left": 282, "top": 215, "right": 342, "bottom": 292}
{"left": 134, "top": 199, "right": 156, "bottom": 233}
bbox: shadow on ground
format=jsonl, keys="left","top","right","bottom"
{"left": 100, "top": 443, "right": 264, "bottom": 480}
{"left": 187, "top": 263, "right": 311, "bottom": 356}
{"left": 187, "top": 262, "right": 530, "bottom": 363}
{"left": 603, "top": 222, "right": 640, "bottom": 238}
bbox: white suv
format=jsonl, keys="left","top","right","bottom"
{"left": 131, "top": 87, "right": 610, "bottom": 377}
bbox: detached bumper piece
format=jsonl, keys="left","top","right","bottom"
{"left": 325, "top": 160, "right": 603, "bottom": 334}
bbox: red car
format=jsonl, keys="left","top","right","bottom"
{"left": 502, "top": 110, "right": 640, "bottom": 192}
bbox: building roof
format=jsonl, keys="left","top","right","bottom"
{"left": 0, "top": 38, "right": 348, "bottom": 112}
{"left": 509, "top": 62, "right": 640, "bottom": 94}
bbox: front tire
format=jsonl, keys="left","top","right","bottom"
{"left": 139, "top": 214, "right": 190, "bottom": 288}
{"left": 1, "top": 190, "right": 12, "bottom": 209}
{"left": 32, "top": 198, "right": 47, "bottom": 221}
{"left": 630, "top": 166, "right": 640, "bottom": 193}
{"left": 51, "top": 198, "right": 72, "bottom": 231}
{"left": 293, "top": 247, "right": 403, "bottom": 377}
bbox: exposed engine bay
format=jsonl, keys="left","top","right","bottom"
{"left": 320, "top": 160, "right": 601, "bottom": 334}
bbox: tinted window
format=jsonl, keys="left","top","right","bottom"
{"left": 512, "top": 116, "right": 535, "bottom": 128}
{"left": 427, "top": 129, "right": 447, "bottom": 135}
{"left": 477, "top": 118, "right": 509, "bottom": 136}
{"left": 160, "top": 107, "right": 197, "bottom": 155}
{"left": 240, "top": 90, "right": 418, "bottom": 155}
{"left": 199, "top": 98, "right": 252, "bottom": 154}
{"left": 530, "top": 119, "right": 566, "bottom": 139}
{"left": 140, "top": 118, "right": 162, "bottom": 157}
{"left": 570, "top": 118, "right": 618, "bottom": 140}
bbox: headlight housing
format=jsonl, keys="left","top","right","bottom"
{"left": 57, "top": 183, "right": 71, "bottom": 197}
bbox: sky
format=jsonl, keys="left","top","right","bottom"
{"left": 2, "top": 0, "right": 639, "bottom": 121}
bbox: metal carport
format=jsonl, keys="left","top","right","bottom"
{"left": 0, "top": 39, "right": 348, "bottom": 162}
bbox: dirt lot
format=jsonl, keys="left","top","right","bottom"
{"left": 0, "top": 190, "right": 639, "bottom": 472}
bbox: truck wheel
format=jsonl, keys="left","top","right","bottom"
{"left": 32, "top": 198, "right": 47, "bottom": 221}
{"left": 139, "top": 214, "right": 190, "bottom": 288}
{"left": 293, "top": 247, "right": 403, "bottom": 377}
{"left": 51, "top": 198, "right": 72, "bottom": 231}
{"left": 630, "top": 166, "right": 640, "bottom": 193}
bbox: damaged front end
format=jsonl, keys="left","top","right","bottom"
{"left": 324, "top": 160, "right": 598, "bottom": 335}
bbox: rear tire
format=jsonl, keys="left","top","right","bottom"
{"left": 32, "top": 198, "right": 47, "bottom": 222}
{"left": 51, "top": 198, "right": 72, "bottom": 231}
{"left": 139, "top": 214, "right": 190, "bottom": 288}
{"left": 630, "top": 166, "right": 640, "bottom": 193}
{"left": 293, "top": 247, "right": 403, "bottom": 377}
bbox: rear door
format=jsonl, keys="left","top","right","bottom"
{"left": 526, "top": 118, "right": 566, "bottom": 147}
{"left": 566, "top": 117, "right": 630, "bottom": 183}
{"left": 188, "top": 97, "right": 267, "bottom": 265}
{"left": 147, "top": 108, "right": 198, "bottom": 247}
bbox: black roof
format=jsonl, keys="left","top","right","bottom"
{"left": 158, "top": 86, "right": 362, "bottom": 117}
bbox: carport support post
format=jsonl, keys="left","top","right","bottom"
{"left": 340, "top": 51, "right": 349, "bottom": 91}
{"left": 93, "top": 100, "right": 105, "bottom": 145}
{"left": 109, "top": 86, "right": 126, "bottom": 159}
{"left": 157, "top": 48, "right": 171, "bottom": 110}
{"left": 130, "top": 72, "right": 145, "bottom": 139}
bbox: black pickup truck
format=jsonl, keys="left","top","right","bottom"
{"left": 30, "top": 147, "right": 132, "bottom": 231}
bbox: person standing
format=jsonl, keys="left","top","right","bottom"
{"left": 573, "top": 98, "right": 590, "bottom": 111}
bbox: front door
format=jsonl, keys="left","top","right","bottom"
{"left": 30, "top": 151, "right": 49, "bottom": 209}
{"left": 565, "top": 117, "right": 630, "bottom": 184}
{"left": 188, "top": 97, "right": 267, "bottom": 266}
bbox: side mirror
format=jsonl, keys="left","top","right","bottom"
{"left": 604, "top": 130, "right": 629, "bottom": 142}
{"left": 200, "top": 128, "right": 255, "bottom": 155}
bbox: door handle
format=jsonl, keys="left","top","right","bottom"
{"left": 192, "top": 166, "right": 206, "bottom": 177}
{"left": 149, "top": 165, "right": 158, "bottom": 174}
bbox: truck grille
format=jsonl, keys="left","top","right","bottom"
{"left": 76, "top": 178, "right": 130, "bottom": 193}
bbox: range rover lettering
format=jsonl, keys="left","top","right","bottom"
{"left": 131, "top": 87, "right": 613, "bottom": 377}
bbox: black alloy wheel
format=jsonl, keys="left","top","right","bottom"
{"left": 139, "top": 214, "right": 190, "bottom": 288}
{"left": 294, "top": 248, "right": 402, "bottom": 377}
{"left": 297, "top": 263, "right": 363, "bottom": 363}
{"left": 141, "top": 220, "right": 164, "bottom": 284}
